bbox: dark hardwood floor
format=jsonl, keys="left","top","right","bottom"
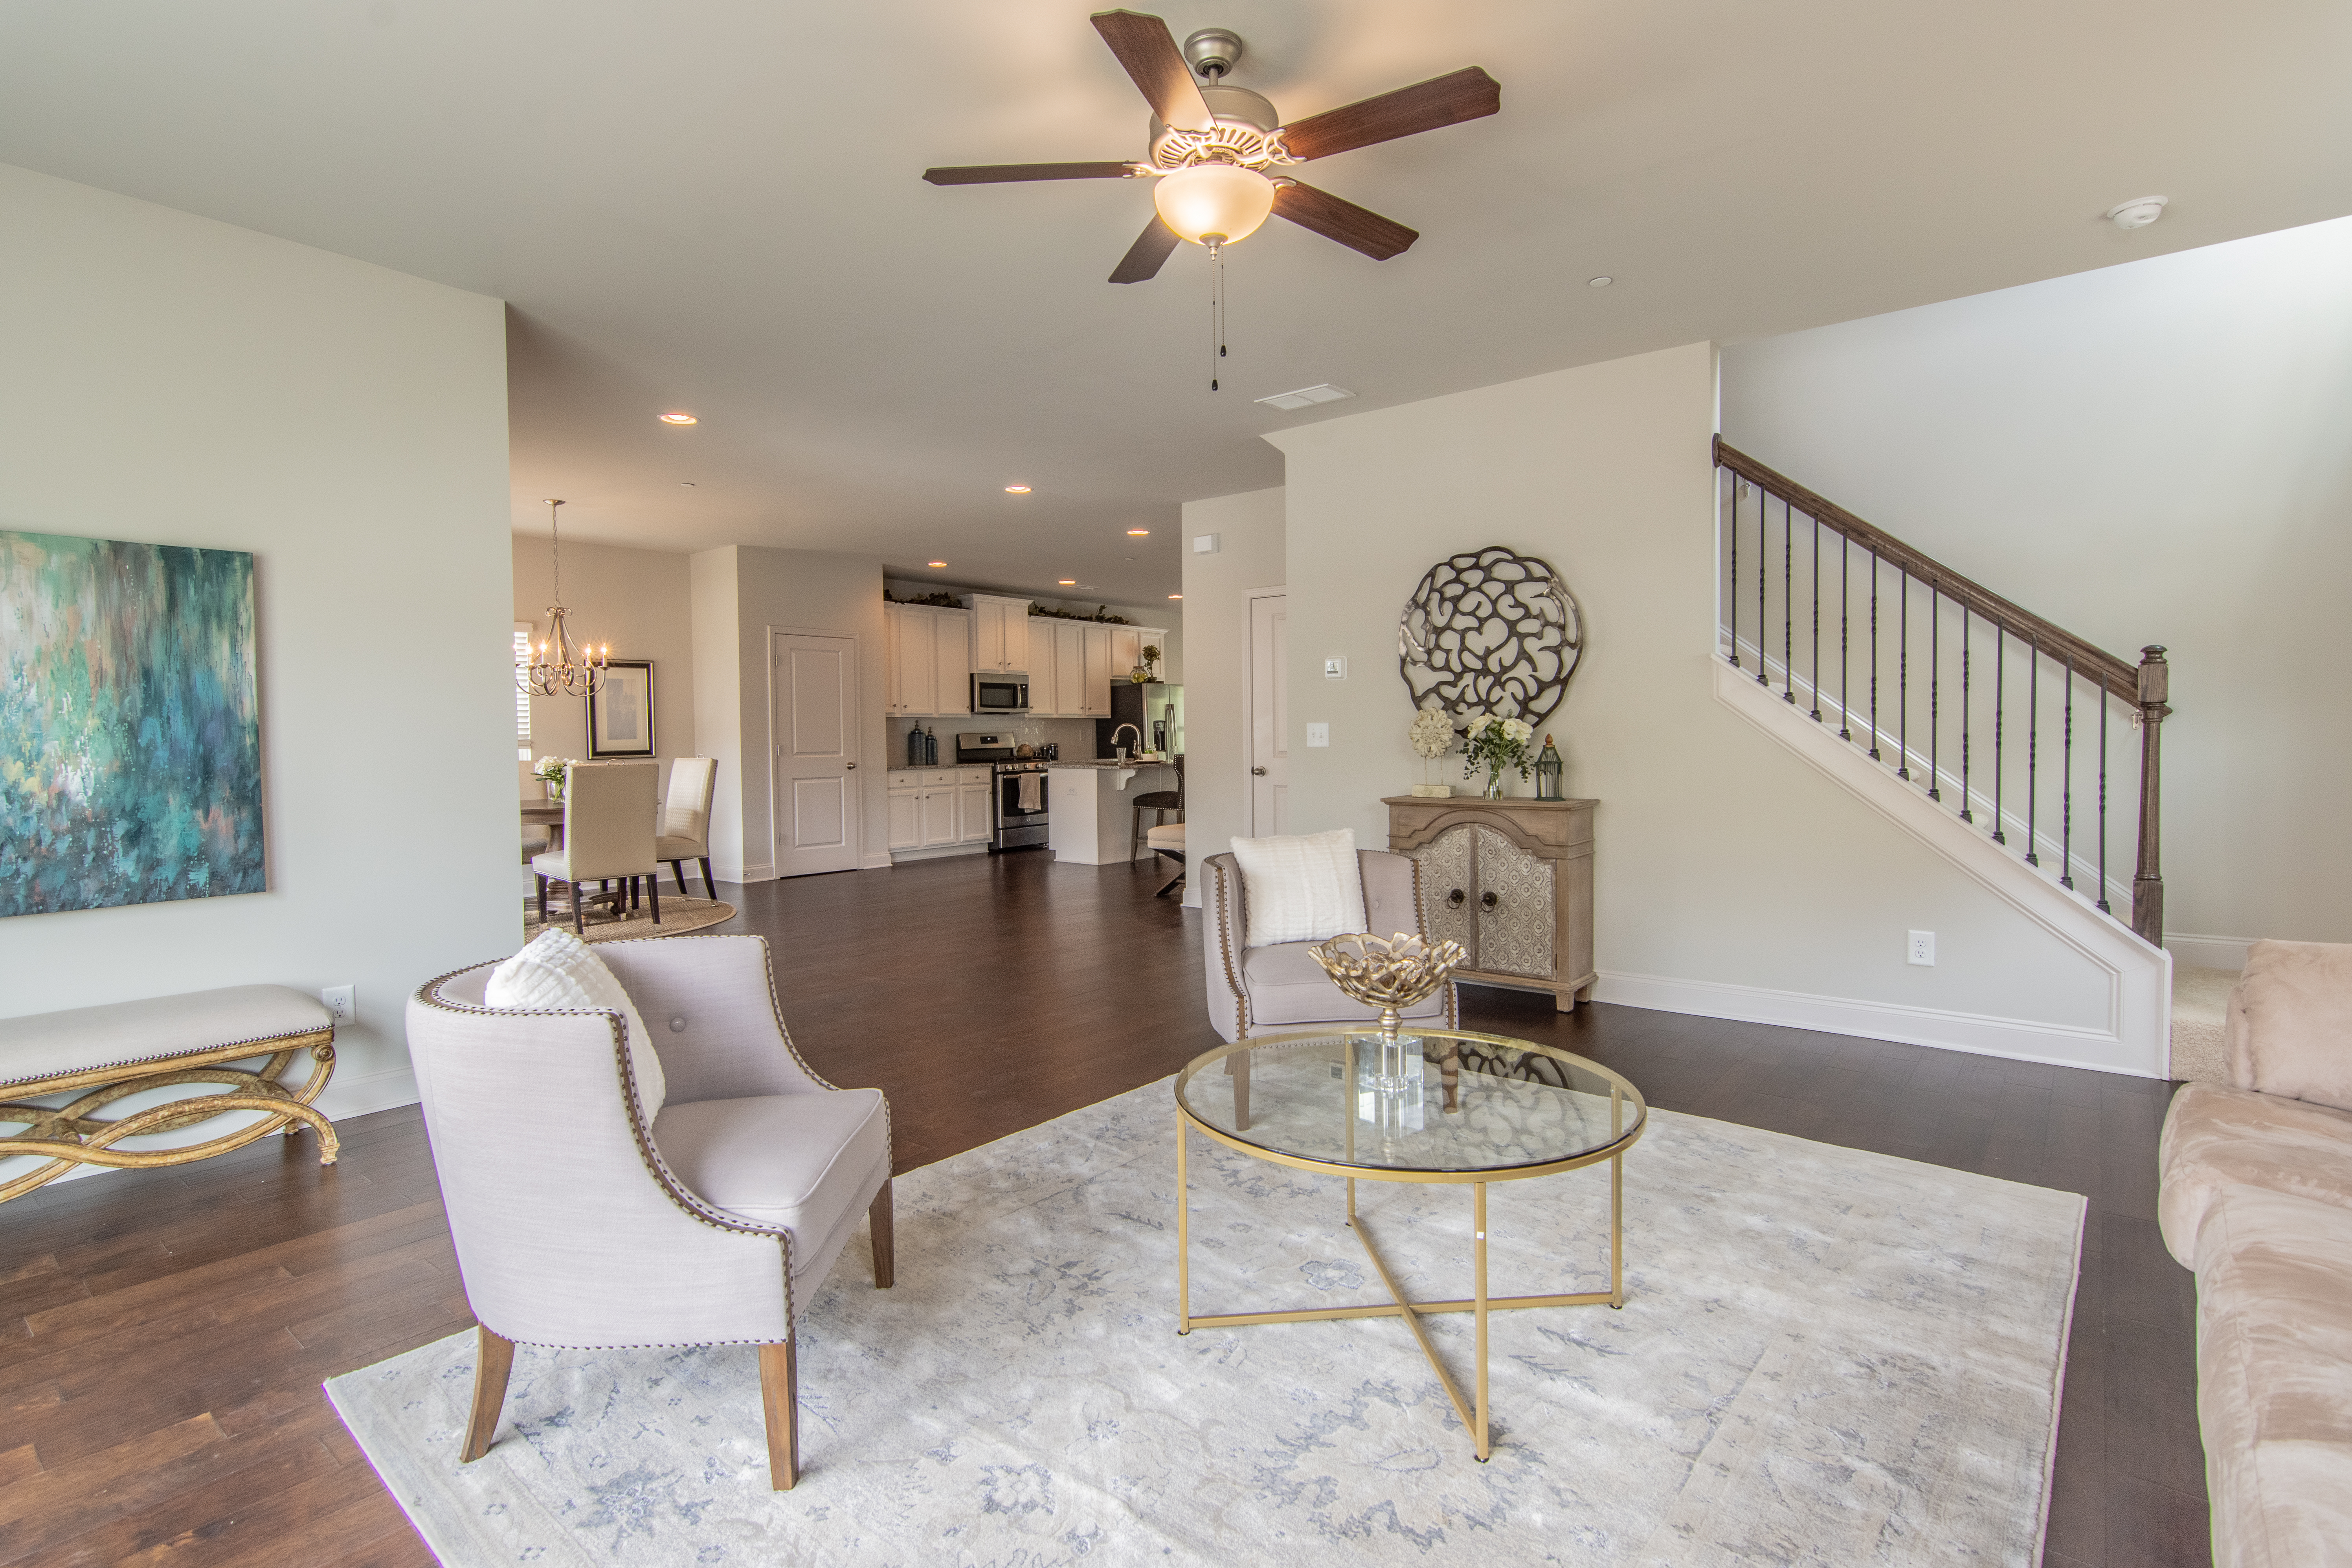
{"left": 0, "top": 851, "right": 2208, "bottom": 1566}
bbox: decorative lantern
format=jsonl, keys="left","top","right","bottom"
{"left": 1535, "top": 734, "right": 1564, "bottom": 800}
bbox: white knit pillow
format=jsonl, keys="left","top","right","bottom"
{"left": 484, "top": 928, "right": 666, "bottom": 1117}
{"left": 1230, "top": 828, "right": 1368, "bottom": 949}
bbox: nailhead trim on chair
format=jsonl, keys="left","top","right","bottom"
{"left": 1210, "top": 857, "right": 1250, "bottom": 1040}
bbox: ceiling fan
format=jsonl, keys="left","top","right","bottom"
{"left": 923, "top": 10, "right": 1500, "bottom": 283}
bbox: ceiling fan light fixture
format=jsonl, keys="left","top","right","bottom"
{"left": 1153, "top": 161, "right": 1275, "bottom": 246}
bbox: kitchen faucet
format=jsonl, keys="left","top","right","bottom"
{"left": 1111, "top": 723, "right": 1143, "bottom": 759}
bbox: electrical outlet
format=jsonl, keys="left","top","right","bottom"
{"left": 321, "top": 984, "right": 356, "bottom": 1025}
{"left": 1323, "top": 656, "right": 1348, "bottom": 679}
{"left": 1305, "top": 722, "right": 1329, "bottom": 747}
{"left": 1907, "top": 931, "right": 1935, "bottom": 967}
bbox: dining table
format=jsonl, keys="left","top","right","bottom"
{"left": 521, "top": 797, "right": 565, "bottom": 851}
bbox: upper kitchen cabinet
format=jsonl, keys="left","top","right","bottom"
{"left": 1110, "top": 625, "right": 1169, "bottom": 683}
{"left": 966, "top": 593, "right": 1030, "bottom": 673}
{"left": 1026, "top": 617, "right": 1060, "bottom": 713}
{"left": 1080, "top": 625, "right": 1113, "bottom": 716}
{"left": 884, "top": 602, "right": 971, "bottom": 717}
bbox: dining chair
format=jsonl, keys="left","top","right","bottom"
{"left": 1129, "top": 753, "right": 1186, "bottom": 856}
{"left": 533, "top": 760, "right": 661, "bottom": 933}
{"left": 656, "top": 756, "right": 719, "bottom": 899}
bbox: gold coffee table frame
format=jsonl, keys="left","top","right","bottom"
{"left": 1174, "top": 1028, "right": 1645, "bottom": 1462}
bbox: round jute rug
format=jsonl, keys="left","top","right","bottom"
{"left": 524, "top": 894, "right": 736, "bottom": 942}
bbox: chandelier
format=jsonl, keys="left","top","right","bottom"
{"left": 517, "top": 499, "right": 608, "bottom": 699}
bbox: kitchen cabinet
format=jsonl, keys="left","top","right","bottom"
{"left": 1026, "top": 619, "right": 1060, "bottom": 714}
{"left": 967, "top": 593, "right": 1030, "bottom": 673}
{"left": 883, "top": 604, "right": 971, "bottom": 718}
{"left": 1110, "top": 626, "right": 1144, "bottom": 680}
{"left": 887, "top": 766, "right": 993, "bottom": 853}
{"left": 1385, "top": 795, "right": 1597, "bottom": 1012}
{"left": 1052, "top": 622, "right": 1085, "bottom": 716}
{"left": 1080, "top": 624, "right": 1113, "bottom": 715}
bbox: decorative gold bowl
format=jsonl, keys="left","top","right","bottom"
{"left": 1309, "top": 932, "right": 1468, "bottom": 1037}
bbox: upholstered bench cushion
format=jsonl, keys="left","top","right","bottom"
{"left": 1147, "top": 823, "right": 1186, "bottom": 852}
{"left": 1240, "top": 942, "right": 1450, "bottom": 1029}
{"left": 2158, "top": 1082, "right": 2352, "bottom": 1266}
{"left": 0, "top": 985, "right": 333, "bottom": 1089}
{"left": 2192, "top": 1181, "right": 2352, "bottom": 1568}
{"left": 651, "top": 1089, "right": 890, "bottom": 1289}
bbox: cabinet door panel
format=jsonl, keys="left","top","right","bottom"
{"left": 1054, "top": 623, "right": 1085, "bottom": 717}
{"left": 1110, "top": 627, "right": 1141, "bottom": 679}
{"left": 934, "top": 609, "right": 971, "bottom": 714}
{"left": 1472, "top": 825, "right": 1555, "bottom": 979}
{"left": 1028, "top": 621, "right": 1060, "bottom": 713}
{"left": 1080, "top": 625, "right": 1112, "bottom": 715}
{"left": 1408, "top": 825, "right": 1478, "bottom": 962}
{"left": 887, "top": 790, "right": 918, "bottom": 850}
{"left": 883, "top": 604, "right": 904, "bottom": 713}
{"left": 959, "top": 781, "right": 992, "bottom": 842}
{"left": 900, "top": 610, "right": 938, "bottom": 715}
{"left": 918, "top": 785, "right": 958, "bottom": 847}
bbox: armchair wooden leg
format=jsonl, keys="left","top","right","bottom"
{"left": 460, "top": 1325, "right": 516, "bottom": 1463}
{"left": 571, "top": 881, "right": 585, "bottom": 936}
{"left": 535, "top": 875, "right": 547, "bottom": 925}
{"left": 649, "top": 870, "right": 660, "bottom": 925}
{"left": 667, "top": 860, "right": 686, "bottom": 899}
{"left": 758, "top": 1340, "right": 798, "bottom": 1490}
{"left": 869, "top": 1179, "right": 894, "bottom": 1289}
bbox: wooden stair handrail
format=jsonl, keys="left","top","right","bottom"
{"left": 1713, "top": 437, "right": 2137, "bottom": 703}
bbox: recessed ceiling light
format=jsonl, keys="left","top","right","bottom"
{"left": 659, "top": 412, "right": 697, "bottom": 425}
{"left": 679, "top": 481, "right": 697, "bottom": 487}
{"left": 927, "top": 560, "right": 947, "bottom": 568}
{"left": 1126, "top": 528, "right": 1150, "bottom": 536}
{"left": 1587, "top": 275, "right": 1613, "bottom": 288}
{"left": 1004, "top": 484, "right": 1032, "bottom": 494}
{"left": 1168, "top": 594, "right": 1182, "bottom": 600}
{"left": 1058, "top": 578, "right": 1076, "bottom": 586}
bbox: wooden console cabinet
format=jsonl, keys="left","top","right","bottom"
{"left": 1384, "top": 795, "right": 1596, "bottom": 1012}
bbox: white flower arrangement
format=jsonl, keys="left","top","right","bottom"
{"left": 532, "top": 755, "right": 575, "bottom": 790}
{"left": 1460, "top": 711, "right": 1535, "bottom": 794}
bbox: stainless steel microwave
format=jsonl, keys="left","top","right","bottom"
{"left": 971, "top": 672, "right": 1030, "bottom": 714}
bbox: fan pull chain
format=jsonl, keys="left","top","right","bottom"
{"left": 1208, "top": 241, "right": 1226, "bottom": 392}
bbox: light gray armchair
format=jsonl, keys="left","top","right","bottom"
{"left": 405, "top": 933, "right": 892, "bottom": 1489}
{"left": 1201, "top": 847, "right": 1457, "bottom": 1043}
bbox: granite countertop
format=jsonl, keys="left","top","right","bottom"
{"left": 1048, "top": 757, "right": 1175, "bottom": 769}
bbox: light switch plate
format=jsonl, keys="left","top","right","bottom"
{"left": 1907, "top": 931, "right": 1935, "bottom": 967}
{"left": 1323, "top": 657, "right": 1347, "bottom": 679}
{"left": 1305, "top": 723, "right": 1329, "bottom": 747}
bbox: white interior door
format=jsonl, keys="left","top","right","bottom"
{"left": 1249, "top": 592, "right": 1287, "bottom": 836}
{"left": 772, "top": 631, "right": 861, "bottom": 876}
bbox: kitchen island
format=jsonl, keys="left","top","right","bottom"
{"left": 1047, "top": 759, "right": 1177, "bottom": 865}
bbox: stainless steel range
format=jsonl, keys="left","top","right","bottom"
{"left": 955, "top": 732, "right": 1052, "bottom": 853}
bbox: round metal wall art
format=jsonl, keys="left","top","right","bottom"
{"left": 1397, "top": 546, "right": 1583, "bottom": 729}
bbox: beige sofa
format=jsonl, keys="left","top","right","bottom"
{"left": 2157, "top": 939, "right": 2352, "bottom": 1568}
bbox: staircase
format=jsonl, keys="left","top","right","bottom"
{"left": 1713, "top": 438, "right": 2180, "bottom": 1075}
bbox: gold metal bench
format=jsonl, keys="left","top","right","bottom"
{"left": 0, "top": 986, "right": 339, "bottom": 1204}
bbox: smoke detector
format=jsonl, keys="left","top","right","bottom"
{"left": 2105, "top": 196, "right": 2168, "bottom": 231}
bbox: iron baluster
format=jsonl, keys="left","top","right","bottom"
{"left": 1782, "top": 496, "right": 1795, "bottom": 703}
{"left": 1992, "top": 627, "right": 2005, "bottom": 843}
{"left": 1839, "top": 533, "right": 1851, "bottom": 740}
{"left": 1726, "top": 475, "right": 1741, "bottom": 669}
{"left": 1868, "top": 551, "right": 1880, "bottom": 760}
{"left": 1927, "top": 578, "right": 1940, "bottom": 800}
{"left": 2025, "top": 644, "right": 2039, "bottom": 865}
{"left": 1809, "top": 514, "right": 1821, "bottom": 719}
{"left": 2060, "top": 655, "right": 2075, "bottom": 889}
{"left": 1959, "top": 606, "right": 1972, "bottom": 822}
{"left": 1756, "top": 484, "right": 1768, "bottom": 687}
{"left": 1896, "top": 571, "right": 1910, "bottom": 779}
{"left": 2097, "top": 678, "right": 2111, "bottom": 913}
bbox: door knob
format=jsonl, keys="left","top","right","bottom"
{"left": 1251, "top": 766, "right": 1268, "bottom": 776}
{"left": 1480, "top": 890, "right": 1498, "bottom": 910}
{"left": 1446, "top": 888, "right": 1465, "bottom": 908}
{"left": 846, "top": 762, "right": 857, "bottom": 769}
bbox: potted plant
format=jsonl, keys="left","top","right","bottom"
{"left": 1130, "top": 643, "right": 1162, "bottom": 683}
{"left": 1460, "top": 712, "right": 1534, "bottom": 798}
{"left": 533, "top": 755, "right": 572, "bottom": 801}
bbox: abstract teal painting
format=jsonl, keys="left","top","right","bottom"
{"left": 1, "top": 531, "right": 265, "bottom": 916}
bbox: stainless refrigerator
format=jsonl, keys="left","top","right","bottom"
{"left": 1099, "top": 682, "right": 1184, "bottom": 758}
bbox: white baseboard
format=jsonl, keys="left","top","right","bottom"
{"left": 888, "top": 844, "right": 988, "bottom": 863}
{"left": 23, "top": 1065, "right": 423, "bottom": 1192}
{"left": 2165, "top": 933, "right": 2253, "bottom": 973}
{"left": 1592, "top": 968, "right": 2164, "bottom": 1078}
{"left": 862, "top": 851, "right": 894, "bottom": 869}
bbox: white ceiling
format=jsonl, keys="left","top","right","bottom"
{"left": 3, "top": 2, "right": 2347, "bottom": 604}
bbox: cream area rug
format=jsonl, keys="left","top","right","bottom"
{"left": 328, "top": 1079, "right": 2084, "bottom": 1566}
{"left": 523, "top": 895, "right": 734, "bottom": 942}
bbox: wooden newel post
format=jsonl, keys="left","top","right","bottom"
{"left": 2131, "top": 645, "right": 2170, "bottom": 947}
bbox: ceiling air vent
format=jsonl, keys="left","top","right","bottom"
{"left": 1254, "top": 383, "right": 1357, "bottom": 412}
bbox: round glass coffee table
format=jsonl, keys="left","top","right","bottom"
{"left": 1173, "top": 1027, "right": 1646, "bottom": 1462}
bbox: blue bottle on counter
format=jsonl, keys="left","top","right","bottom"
{"left": 907, "top": 724, "right": 926, "bottom": 768}
{"left": 924, "top": 726, "right": 939, "bottom": 766}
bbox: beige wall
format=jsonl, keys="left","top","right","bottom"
{"left": 1268, "top": 342, "right": 2121, "bottom": 1061}
{"left": 0, "top": 163, "right": 514, "bottom": 1116}
{"left": 1724, "top": 214, "right": 2352, "bottom": 964}
{"left": 1176, "top": 487, "right": 1287, "bottom": 909}
{"left": 693, "top": 545, "right": 890, "bottom": 879}
{"left": 513, "top": 536, "right": 694, "bottom": 791}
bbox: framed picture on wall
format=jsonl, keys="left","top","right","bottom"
{"left": 587, "top": 659, "right": 655, "bottom": 758}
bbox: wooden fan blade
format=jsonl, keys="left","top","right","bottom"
{"left": 1271, "top": 181, "right": 1419, "bottom": 260}
{"left": 1091, "top": 11, "right": 1215, "bottom": 132}
{"left": 1109, "top": 217, "right": 1182, "bottom": 284}
{"left": 1278, "top": 66, "right": 1500, "bottom": 162}
{"left": 923, "top": 162, "right": 1139, "bottom": 185}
